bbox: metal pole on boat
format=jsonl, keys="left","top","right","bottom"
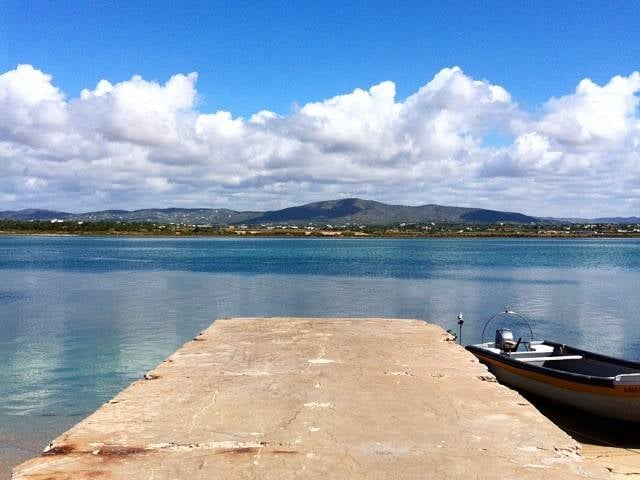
{"left": 457, "top": 313, "right": 464, "bottom": 346}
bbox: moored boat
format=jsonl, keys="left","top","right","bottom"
{"left": 466, "top": 310, "right": 640, "bottom": 422}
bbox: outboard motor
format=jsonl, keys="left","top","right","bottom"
{"left": 495, "top": 329, "right": 517, "bottom": 352}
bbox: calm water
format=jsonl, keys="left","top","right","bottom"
{"left": 1, "top": 236, "right": 640, "bottom": 474}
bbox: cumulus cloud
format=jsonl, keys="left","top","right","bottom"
{"left": 0, "top": 64, "right": 638, "bottom": 216}
{"left": 0, "top": 64, "right": 68, "bottom": 148}
{"left": 75, "top": 72, "right": 198, "bottom": 147}
{"left": 538, "top": 73, "right": 640, "bottom": 148}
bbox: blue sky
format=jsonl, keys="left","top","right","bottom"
{"left": 0, "top": 1, "right": 639, "bottom": 216}
{"left": 2, "top": 1, "right": 638, "bottom": 116}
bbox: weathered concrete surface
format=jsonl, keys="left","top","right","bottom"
{"left": 583, "top": 443, "right": 640, "bottom": 478}
{"left": 13, "top": 318, "right": 610, "bottom": 479}
{"left": 516, "top": 388, "right": 640, "bottom": 479}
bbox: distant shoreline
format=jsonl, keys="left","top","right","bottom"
{"left": 1, "top": 233, "right": 81, "bottom": 237}
{"left": 1, "top": 231, "right": 639, "bottom": 239}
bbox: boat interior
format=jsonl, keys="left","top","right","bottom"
{"left": 479, "top": 330, "right": 640, "bottom": 380}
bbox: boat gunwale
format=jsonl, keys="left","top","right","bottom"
{"left": 466, "top": 344, "right": 616, "bottom": 388}
{"left": 541, "top": 341, "right": 640, "bottom": 370}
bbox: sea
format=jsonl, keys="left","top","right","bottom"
{"left": 1, "top": 236, "right": 640, "bottom": 476}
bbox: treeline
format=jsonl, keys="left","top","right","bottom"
{"left": 0, "top": 220, "right": 168, "bottom": 233}
{"left": 1, "top": 219, "right": 639, "bottom": 237}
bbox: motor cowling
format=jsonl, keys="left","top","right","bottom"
{"left": 495, "top": 329, "right": 516, "bottom": 351}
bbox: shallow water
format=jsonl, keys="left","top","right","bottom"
{"left": 1, "top": 236, "right": 639, "bottom": 475}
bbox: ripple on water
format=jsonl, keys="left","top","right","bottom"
{"left": 0, "top": 237, "right": 640, "bottom": 473}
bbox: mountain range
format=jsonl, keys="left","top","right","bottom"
{"left": 0, "top": 198, "right": 637, "bottom": 225}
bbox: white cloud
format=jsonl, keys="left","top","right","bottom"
{"left": 74, "top": 72, "right": 198, "bottom": 147}
{"left": 0, "top": 64, "right": 638, "bottom": 217}
{"left": 537, "top": 73, "right": 640, "bottom": 148}
{"left": 145, "top": 177, "right": 171, "bottom": 192}
{"left": 0, "top": 64, "right": 68, "bottom": 148}
{"left": 25, "top": 177, "right": 48, "bottom": 190}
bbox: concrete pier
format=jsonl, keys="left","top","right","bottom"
{"left": 13, "top": 318, "right": 609, "bottom": 479}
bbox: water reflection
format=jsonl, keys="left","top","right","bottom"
{"left": 2, "top": 268, "right": 639, "bottom": 418}
{"left": 0, "top": 237, "right": 639, "bottom": 474}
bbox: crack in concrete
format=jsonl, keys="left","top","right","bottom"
{"left": 188, "top": 390, "right": 219, "bottom": 434}
{"left": 146, "top": 441, "right": 269, "bottom": 452}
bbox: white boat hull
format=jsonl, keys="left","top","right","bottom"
{"left": 487, "top": 360, "right": 640, "bottom": 422}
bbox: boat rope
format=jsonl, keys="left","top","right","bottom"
{"left": 561, "top": 426, "right": 640, "bottom": 456}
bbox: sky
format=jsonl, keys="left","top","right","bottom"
{"left": 0, "top": 0, "right": 639, "bottom": 217}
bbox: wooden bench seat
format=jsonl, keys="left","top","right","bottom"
{"left": 517, "top": 355, "right": 583, "bottom": 363}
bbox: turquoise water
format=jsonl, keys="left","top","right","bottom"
{"left": 1, "top": 236, "right": 640, "bottom": 474}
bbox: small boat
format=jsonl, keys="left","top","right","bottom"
{"left": 466, "top": 309, "right": 640, "bottom": 422}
